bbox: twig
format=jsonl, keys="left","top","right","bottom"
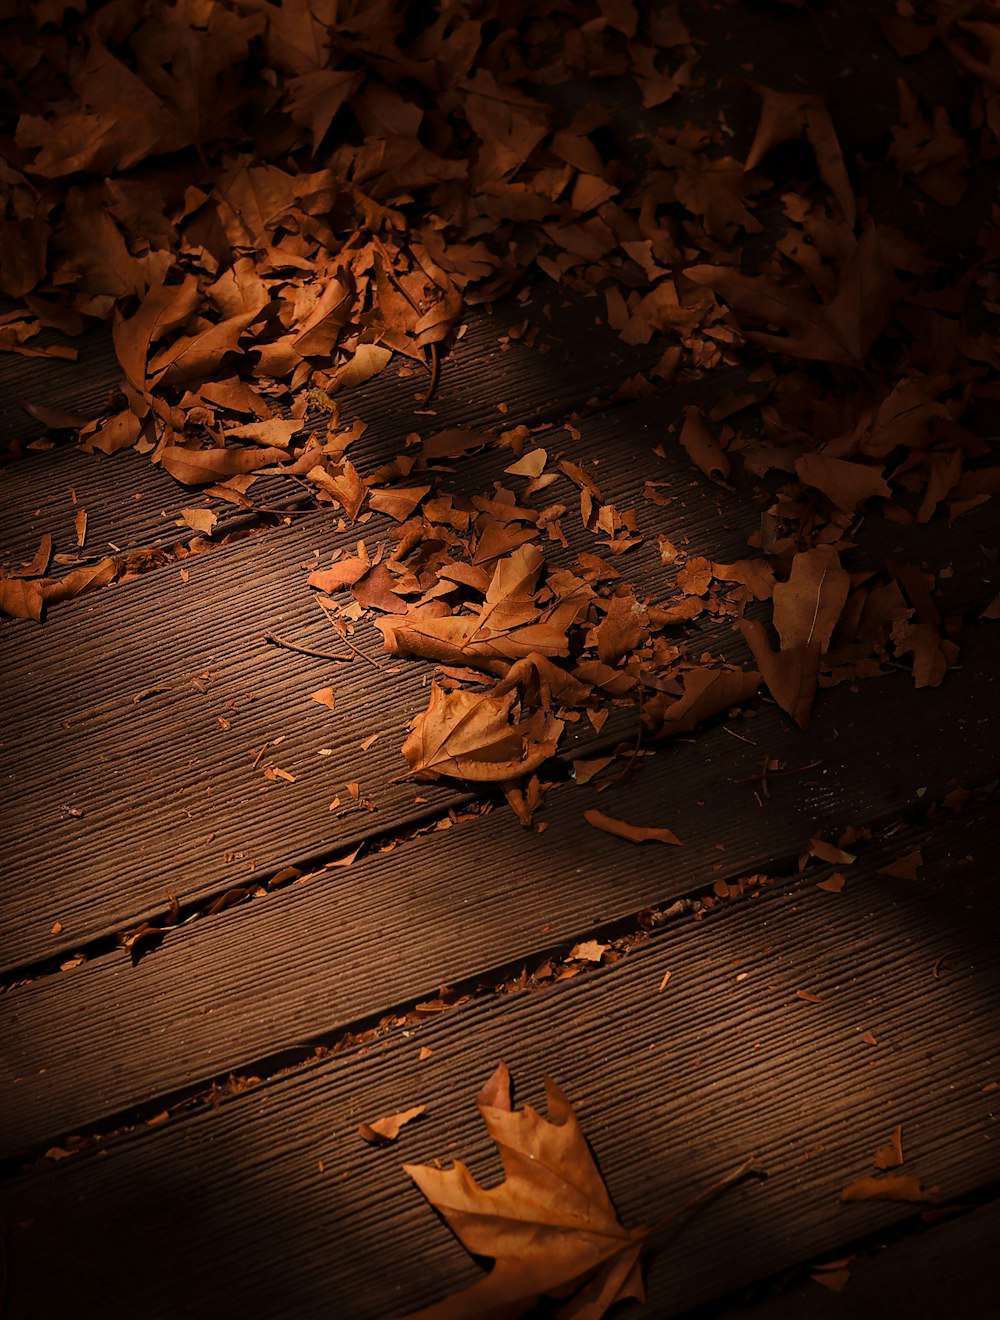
{"left": 314, "top": 599, "right": 385, "bottom": 670}
{"left": 651, "top": 1158, "right": 765, "bottom": 1238}
{"left": 420, "top": 341, "right": 440, "bottom": 405}
{"left": 263, "top": 631, "right": 351, "bottom": 662}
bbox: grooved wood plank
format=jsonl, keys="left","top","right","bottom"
{"left": 1, "top": 806, "right": 997, "bottom": 1319}
{"left": 2, "top": 620, "right": 997, "bottom": 1164}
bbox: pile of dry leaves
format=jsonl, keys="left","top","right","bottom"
{"left": 2, "top": 0, "right": 999, "bottom": 811}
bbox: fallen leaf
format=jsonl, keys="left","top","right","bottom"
{"left": 569, "top": 940, "right": 608, "bottom": 963}
{"left": 877, "top": 848, "right": 923, "bottom": 880}
{"left": 74, "top": 509, "right": 88, "bottom": 548}
{"left": 180, "top": 508, "right": 218, "bottom": 535}
{"left": 678, "top": 406, "right": 730, "bottom": 481}
{"left": 584, "top": 809, "right": 681, "bottom": 846}
{"left": 840, "top": 1174, "right": 938, "bottom": 1205}
{"left": 161, "top": 444, "right": 288, "bottom": 486}
{"left": 311, "top": 687, "right": 336, "bottom": 710}
{"left": 402, "top": 1062, "right": 649, "bottom": 1319}
{"left": 817, "top": 872, "right": 846, "bottom": 894}
{"left": 402, "top": 684, "right": 563, "bottom": 783}
{"left": 874, "top": 1125, "right": 904, "bottom": 1171}
{"left": 358, "top": 1104, "right": 425, "bottom": 1147}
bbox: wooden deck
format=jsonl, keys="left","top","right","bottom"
{"left": 3, "top": 3, "right": 1000, "bottom": 1317}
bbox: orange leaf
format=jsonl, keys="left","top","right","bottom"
{"left": 160, "top": 445, "right": 288, "bottom": 486}
{"left": 584, "top": 809, "right": 681, "bottom": 847}
{"left": 840, "top": 1174, "right": 938, "bottom": 1205}
{"left": 358, "top": 1104, "right": 425, "bottom": 1147}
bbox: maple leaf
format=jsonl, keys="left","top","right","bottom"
{"left": 402, "top": 1063, "right": 649, "bottom": 1320}
{"left": 401, "top": 684, "right": 563, "bottom": 783}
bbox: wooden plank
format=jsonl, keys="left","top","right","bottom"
{"left": 1, "top": 805, "right": 997, "bottom": 1319}
{"left": 728, "top": 1198, "right": 1000, "bottom": 1318}
{"left": 2, "top": 618, "right": 997, "bottom": 1164}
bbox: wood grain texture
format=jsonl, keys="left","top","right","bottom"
{"left": 2, "top": 618, "right": 997, "bottom": 1163}
{"left": 1, "top": 806, "right": 997, "bottom": 1319}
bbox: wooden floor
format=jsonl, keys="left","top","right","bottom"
{"left": 3, "top": 5, "right": 1000, "bottom": 1319}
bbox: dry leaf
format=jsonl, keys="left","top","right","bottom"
{"left": 584, "top": 809, "right": 681, "bottom": 846}
{"left": 358, "top": 1104, "right": 425, "bottom": 1147}
{"left": 874, "top": 1125, "right": 904, "bottom": 1171}
{"left": 160, "top": 444, "right": 288, "bottom": 486}
{"left": 402, "top": 683, "right": 563, "bottom": 783}
{"left": 402, "top": 1062, "right": 649, "bottom": 1320}
{"left": 840, "top": 1174, "right": 938, "bottom": 1205}
{"left": 180, "top": 508, "right": 218, "bottom": 535}
{"left": 311, "top": 687, "right": 336, "bottom": 710}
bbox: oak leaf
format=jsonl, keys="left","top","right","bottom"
{"left": 402, "top": 1062, "right": 649, "bottom": 1320}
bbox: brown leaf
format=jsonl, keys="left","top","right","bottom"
{"left": 179, "top": 508, "right": 217, "bottom": 536}
{"left": 0, "top": 576, "right": 45, "bottom": 622}
{"left": 21, "top": 533, "right": 54, "bottom": 578}
{"left": 584, "top": 810, "right": 681, "bottom": 847}
{"left": 795, "top": 453, "right": 891, "bottom": 513}
{"left": 311, "top": 687, "right": 336, "bottom": 710}
{"left": 679, "top": 405, "right": 730, "bottom": 481}
{"left": 874, "top": 1125, "right": 904, "bottom": 1171}
{"left": 402, "top": 1063, "right": 649, "bottom": 1320}
{"left": 840, "top": 1174, "right": 938, "bottom": 1205}
{"left": 686, "top": 222, "right": 895, "bottom": 367}
{"left": 358, "top": 1104, "right": 425, "bottom": 1147}
{"left": 160, "top": 445, "right": 288, "bottom": 486}
{"left": 401, "top": 683, "right": 563, "bottom": 783}
{"left": 643, "top": 666, "right": 761, "bottom": 739}
{"left": 738, "top": 619, "right": 818, "bottom": 729}
{"left": 772, "top": 547, "right": 850, "bottom": 652}
{"left": 42, "top": 556, "right": 122, "bottom": 607}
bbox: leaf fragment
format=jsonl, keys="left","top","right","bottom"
{"left": 358, "top": 1104, "right": 425, "bottom": 1147}
{"left": 584, "top": 809, "right": 681, "bottom": 846}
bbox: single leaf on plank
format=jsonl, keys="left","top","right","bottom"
{"left": 160, "top": 444, "right": 288, "bottom": 486}
{"left": 585, "top": 809, "right": 681, "bottom": 846}
{"left": 180, "top": 508, "right": 218, "bottom": 535}
{"left": 41, "top": 556, "right": 122, "bottom": 607}
{"left": 874, "top": 1125, "right": 904, "bottom": 1171}
{"left": 402, "top": 1062, "right": 649, "bottom": 1320}
{"left": 21, "top": 533, "right": 53, "bottom": 578}
{"left": 643, "top": 666, "right": 761, "bottom": 739}
{"left": 358, "top": 1104, "right": 425, "bottom": 1147}
{"left": 840, "top": 1174, "right": 938, "bottom": 1205}
{"left": 679, "top": 405, "right": 730, "bottom": 481}
{"left": 16, "top": 399, "right": 90, "bottom": 430}
{"left": 401, "top": 683, "right": 563, "bottom": 782}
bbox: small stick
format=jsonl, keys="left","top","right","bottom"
{"left": 263, "top": 630, "right": 351, "bottom": 662}
{"left": 314, "top": 599, "right": 385, "bottom": 670}
{"left": 420, "top": 341, "right": 440, "bottom": 405}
